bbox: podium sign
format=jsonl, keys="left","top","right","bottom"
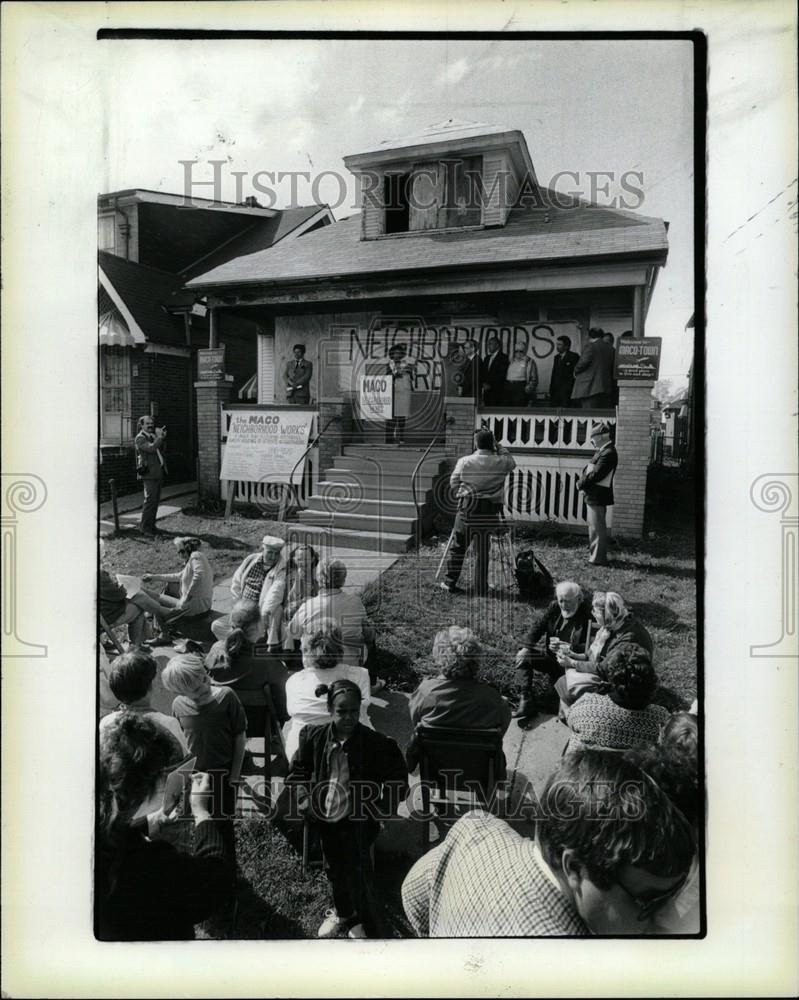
{"left": 358, "top": 373, "right": 393, "bottom": 420}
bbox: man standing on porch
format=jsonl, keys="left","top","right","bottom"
{"left": 577, "top": 421, "right": 618, "bottom": 566}
{"left": 440, "top": 429, "right": 516, "bottom": 596}
{"left": 481, "top": 335, "right": 509, "bottom": 407}
{"left": 284, "top": 344, "right": 313, "bottom": 404}
{"left": 571, "top": 328, "right": 615, "bottom": 409}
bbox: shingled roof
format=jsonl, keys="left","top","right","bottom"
{"left": 187, "top": 191, "right": 668, "bottom": 290}
{"left": 99, "top": 252, "right": 186, "bottom": 346}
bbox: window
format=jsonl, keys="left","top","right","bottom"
{"left": 98, "top": 214, "right": 115, "bottom": 252}
{"left": 382, "top": 156, "right": 483, "bottom": 234}
{"left": 100, "top": 346, "right": 133, "bottom": 443}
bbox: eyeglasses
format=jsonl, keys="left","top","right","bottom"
{"left": 614, "top": 869, "right": 689, "bottom": 922}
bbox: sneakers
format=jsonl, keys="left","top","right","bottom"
{"left": 438, "top": 580, "right": 463, "bottom": 594}
{"left": 347, "top": 923, "right": 368, "bottom": 938}
{"left": 317, "top": 909, "right": 352, "bottom": 938}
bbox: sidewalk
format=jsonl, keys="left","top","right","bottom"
{"left": 99, "top": 481, "right": 197, "bottom": 534}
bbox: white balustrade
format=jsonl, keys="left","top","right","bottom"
{"left": 477, "top": 408, "right": 616, "bottom": 453}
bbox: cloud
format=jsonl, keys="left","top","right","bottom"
{"left": 435, "top": 58, "right": 470, "bottom": 86}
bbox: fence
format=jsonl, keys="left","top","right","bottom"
{"left": 477, "top": 408, "right": 616, "bottom": 528}
{"left": 220, "top": 406, "right": 320, "bottom": 509}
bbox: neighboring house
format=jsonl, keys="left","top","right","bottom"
{"left": 98, "top": 190, "right": 332, "bottom": 499}
{"left": 661, "top": 391, "right": 689, "bottom": 459}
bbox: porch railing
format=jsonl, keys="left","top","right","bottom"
{"left": 476, "top": 407, "right": 616, "bottom": 528}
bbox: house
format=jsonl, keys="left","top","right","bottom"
{"left": 98, "top": 189, "right": 332, "bottom": 499}
{"left": 184, "top": 121, "right": 669, "bottom": 544}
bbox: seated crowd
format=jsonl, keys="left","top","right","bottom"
{"left": 98, "top": 539, "right": 700, "bottom": 941}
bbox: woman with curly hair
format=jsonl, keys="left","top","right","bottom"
{"left": 96, "top": 713, "right": 231, "bottom": 940}
{"left": 405, "top": 625, "right": 511, "bottom": 771}
{"left": 563, "top": 642, "right": 669, "bottom": 754}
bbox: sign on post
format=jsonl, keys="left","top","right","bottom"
{"left": 614, "top": 337, "right": 662, "bottom": 381}
{"left": 358, "top": 372, "right": 393, "bottom": 420}
{"left": 220, "top": 409, "right": 315, "bottom": 486}
{"left": 198, "top": 347, "right": 226, "bottom": 380}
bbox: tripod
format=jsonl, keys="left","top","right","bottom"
{"left": 435, "top": 505, "right": 517, "bottom": 594}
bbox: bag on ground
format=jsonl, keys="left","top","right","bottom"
{"left": 514, "top": 548, "right": 554, "bottom": 602}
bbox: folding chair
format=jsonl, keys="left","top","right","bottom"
{"left": 99, "top": 613, "right": 125, "bottom": 655}
{"left": 415, "top": 724, "right": 505, "bottom": 849}
{"left": 210, "top": 677, "right": 287, "bottom": 809}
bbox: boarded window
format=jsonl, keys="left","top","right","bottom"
{"left": 382, "top": 157, "right": 483, "bottom": 234}
{"left": 384, "top": 173, "right": 411, "bottom": 233}
{"left": 438, "top": 156, "right": 483, "bottom": 228}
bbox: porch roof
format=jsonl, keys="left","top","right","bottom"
{"left": 186, "top": 189, "right": 668, "bottom": 291}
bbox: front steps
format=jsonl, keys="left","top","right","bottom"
{"left": 297, "top": 443, "right": 448, "bottom": 552}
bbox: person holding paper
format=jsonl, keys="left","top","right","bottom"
{"left": 96, "top": 713, "right": 232, "bottom": 940}
{"left": 385, "top": 343, "right": 415, "bottom": 445}
{"left": 141, "top": 536, "right": 214, "bottom": 624}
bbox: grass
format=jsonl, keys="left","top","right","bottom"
{"left": 100, "top": 465, "right": 697, "bottom": 937}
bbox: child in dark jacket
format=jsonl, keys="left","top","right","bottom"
{"left": 285, "top": 678, "right": 408, "bottom": 938}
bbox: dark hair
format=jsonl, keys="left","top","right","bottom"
{"left": 620, "top": 330, "right": 634, "bottom": 338}
{"left": 388, "top": 343, "right": 406, "bottom": 356}
{"left": 556, "top": 335, "right": 572, "bottom": 349}
{"left": 624, "top": 742, "right": 701, "bottom": 832}
{"left": 603, "top": 331, "right": 615, "bottom": 345}
{"left": 293, "top": 343, "right": 306, "bottom": 354}
{"left": 98, "top": 714, "right": 184, "bottom": 892}
{"left": 588, "top": 327, "right": 604, "bottom": 340}
{"left": 222, "top": 600, "right": 262, "bottom": 660}
{"left": 474, "top": 429, "right": 495, "bottom": 450}
{"left": 314, "top": 678, "right": 363, "bottom": 711}
{"left": 539, "top": 749, "right": 695, "bottom": 888}
{"left": 108, "top": 650, "right": 157, "bottom": 704}
{"left": 603, "top": 643, "right": 658, "bottom": 709}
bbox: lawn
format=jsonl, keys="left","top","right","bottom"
{"left": 100, "top": 467, "right": 697, "bottom": 938}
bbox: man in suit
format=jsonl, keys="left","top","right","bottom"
{"left": 458, "top": 339, "right": 481, "bottom": 399}
{"left": 135, "top": 415, "right": 167, "bottom": 536}
{"left": 284, "top": 343, "right": 313, "bottom": 404}
{"left": 571, "top": 328, "right": 615, "bottom": 408}
{"left": 577, "top": 421, "right": 618, "bottom": 566}
{"left": 548, "top": 335, "right": 580, "bottom": 406}
{"left": 480, "top": 335, "right": 509, "bottom": 407}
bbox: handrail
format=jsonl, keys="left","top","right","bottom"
{"left": 282, "top": 414, "right": 339, "bottom": 518}
{"left": 411, "top": 436, "right": 440, "bottom": 516}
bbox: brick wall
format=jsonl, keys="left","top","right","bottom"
{"left": 195, "top": 378, "right": 234, "bottom": 499}
{"left": 317, "top": 397, "right": 352, "bottom": 478}
{"left": 444, "top": 396, "right": 477, "bottom": 465}
{"left": 613, "top": 380, "right": 654, "bottom": 538}
{"left": 99, "top": 446, "right": 138, "bottom": 502}
{"left": 149, "top": 353, "right": 194, "bottom": 483}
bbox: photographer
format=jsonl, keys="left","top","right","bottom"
{"left": 135, "top": 415, "right": 167, "bottom": 537}
{"left": 439, "top": 428, "right": 516, "bottom": 597}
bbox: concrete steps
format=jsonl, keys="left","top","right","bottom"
{"left": 285, "top": 523, "right": 416, "bottom": 553}
{"left": 299, "top": 444, "right": 449, "bottom": 552}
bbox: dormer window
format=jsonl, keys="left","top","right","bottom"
{"left": 381, "top": 156, "right": 483, "bottom": 234}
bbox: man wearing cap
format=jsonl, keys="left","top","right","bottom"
{"left": 284, "top": 344, "right": 313, "bottom": 404}
{"left": 577, "top": 422, "right": 618, "bottom": 566}
{"left": 440, "top": 429, "right": 516, "bottom": 596}
{"left": 211, "top": 535, "right": 287, "bottom": 645}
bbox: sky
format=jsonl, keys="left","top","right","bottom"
{"left": 103, "top": 37, "right": 695, "bottom": 381}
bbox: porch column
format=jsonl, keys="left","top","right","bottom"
{"left": 444, "top": 396, "right": 476, "bottom": 466}
{"left": 612, "top": 379, "right": 654, "bottom": 538}
{"left": 194, "top": 376, "right": 234, "bottom": 500}
{"left": 318, "top": 396, "right": 351, "bottom": 478}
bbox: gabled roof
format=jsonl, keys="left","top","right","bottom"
{"left": 187, "top": 190, "right": 669, "bottom": 291}
{"left": 180, "top": 205, "right": 330, "bottom": 279}
{"left": 99, "top": 252, "right": 186, "bottom": 346}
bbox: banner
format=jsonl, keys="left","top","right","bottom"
{"left": 357, "top": 372, "right": 393, "bottom": 420}
{"left": 614, "top": 337, "right": 662, "bottom": 380}
{"left": 220, "top": 409, "right": 314, "bottom": 485}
